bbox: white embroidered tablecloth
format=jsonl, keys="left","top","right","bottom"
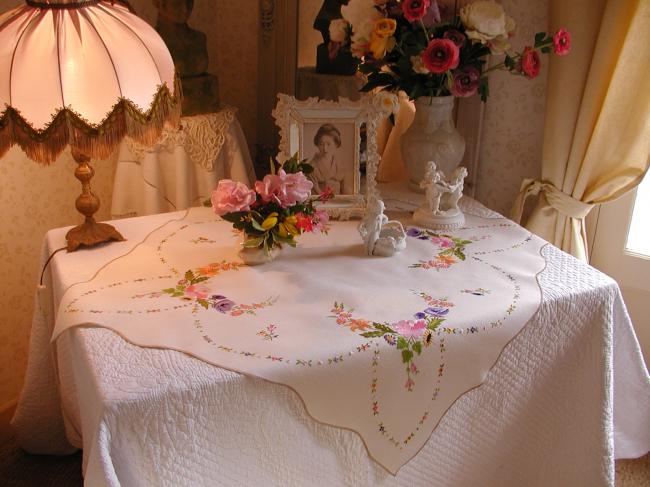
{"left": 111, "top": 107, "right": 256, "bottom": 219}
{"left": 12, "top": 199, "right": 650, "bottom": 486}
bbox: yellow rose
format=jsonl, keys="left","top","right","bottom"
{"left": 373, "top": 18, "right": 396, "bottom": 38}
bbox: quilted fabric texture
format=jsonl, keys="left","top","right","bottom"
{"left": 12, "top": 201, "right": 650, "bottom": 487}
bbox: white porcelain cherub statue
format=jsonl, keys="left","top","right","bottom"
{"left": 443, "top": 166, "right": 468, "bottom": 211}
{"left": 419, "top": 161, "right": 450, "bottom": 215}
{"left": 358, "top": 198, "right": 406, "bottom": 256}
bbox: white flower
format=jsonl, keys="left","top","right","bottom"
{"left": 410, "top": 55, "right": 429, "bottom": 74}
{"left": 342, "top": 0, "right": 381, "bottom": 30}
{"left": 329, "top": 18, "right": 349, "bottom": 43}
{"left": 342, "top": 0, "right": 382, "bottom": 57}
{"left": 460, "top": 0, "right": 515, "bottom": 53}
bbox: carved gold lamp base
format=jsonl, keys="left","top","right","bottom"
{"left": 66, "top": 149, "right": 125, "bottom": 252}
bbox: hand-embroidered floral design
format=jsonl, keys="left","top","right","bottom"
{"left": 407, "top": 228, "right": 474, "bottom": 270}
{"left": 136, "top": 262, "right": 275, "bottom": 316}
{"left": 330, "top": 298, "right": 453, "bottom": 391}
{"left": 461, "top": 287, "right": 491, "bottom": 296}
{"left": 190, "top": 236, "right": 217, "bottom": 244}
{"left": 257, "top": 324, "right": 279, "bottom": 341}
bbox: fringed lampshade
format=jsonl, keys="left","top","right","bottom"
{"left": 0, "top": 0, "right": 181, "bottom": 250}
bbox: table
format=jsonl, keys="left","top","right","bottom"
{"left": 12, "top": 196, "right": 650, "bottom": 487}
{"left": 111, "top": 107, "right": 256, "bottom": 219}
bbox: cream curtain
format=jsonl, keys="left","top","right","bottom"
{"left": 512, "top": 0, "right": 650, "bottom": 261}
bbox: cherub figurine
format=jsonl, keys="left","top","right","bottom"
{"left": 413, "top": 162, "right": 467, "bottom": 230}
{"left": 419, "top": 161, "right": 450, "bottom": 215}
{"left": 358, "top": 199, "right": 406, "bottom": 256}
{"left": 443, "top": 166, "right": 468, "bottom": 211}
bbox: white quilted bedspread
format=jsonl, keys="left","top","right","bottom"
{"left": 12, "top": 198, "right": 650, "bottom": 487}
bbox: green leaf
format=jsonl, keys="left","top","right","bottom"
{"left": 197, "top": 299, "right": 209, "bottom": 310}
{"left": 427, "top": 317, "right": 443, "bottom": 330}
{"left": 541, "top": 46, "right": 551, "bottom": 54}
{"left": 534, "top": 32, "right": 545, "bottom": 47}
{"left": 163, "top": 288, "right": 176, "bottom": 294}
{"left": 250, "top": 218, "right": 266, "bottom": 232}
{"left": 360, "top": 331, "right": 385, "bottom": 338}
{"left": 374, "top": 322, "right": 395, "bottom": 334}
{"left": 504, "top": 54, "right": 515, "bottom": 69}
{"left": 184, "top": 270, "right": 194, "bottom": 281}
{"left": 454, "top": 249, "right": 466, "bottom": 260}
{"left": 412, "top": 341, "right": 422, "bottom": 355}
{"left": 396, "top": 336, "right": 408, "bottom": 350}
{"left": 401, "top": 349, "right": 413, "bottom": 363}
{"left": 244, "top": 236, "right": 264, "bottom": 248}
{"left": 220, "top": 211, "right": 247, "bottom": 223}
{"left": 193, "top": 276, "right": 209, "bottom": 284}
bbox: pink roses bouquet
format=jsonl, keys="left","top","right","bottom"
{"left": 211, "top": 155, "right": 331, "bottom": 254}
{"left": 337, "top": 0, "right": 571, "bottom": 101}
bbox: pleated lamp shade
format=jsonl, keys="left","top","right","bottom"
{"left": 0, "top": 0, "right": 180, "bottom": 164}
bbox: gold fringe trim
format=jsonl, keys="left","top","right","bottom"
{"left": 0, "top": 76, "right": 181, "bottom": 164}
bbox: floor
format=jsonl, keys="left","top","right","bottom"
{"left": 0, "top": 434, "right": 648, "bottom": 486}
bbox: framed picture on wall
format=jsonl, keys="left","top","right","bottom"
{"left": 273, "top": 94, "right": 393, "bottom": 219}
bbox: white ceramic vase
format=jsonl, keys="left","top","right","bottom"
{"left": 401, "top": 95, "right": 466, "bottom": 192}
{"left": 238, "top": 237, "right": 281, "bottom": 265}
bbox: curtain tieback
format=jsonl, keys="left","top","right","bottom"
{"left": 511, "top": 179, "right": 594, "bottom": 223}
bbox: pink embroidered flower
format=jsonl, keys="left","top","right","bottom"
{"left": 421, "top": 38, "right": 459, "bottom": 73}
{"left": 184, "top": 284, "right": 210, "bottom": 300}
{"left": 402, "top": 0, "right": 430, "bottom": 22}
{"left": 430, "top": 236, "right": 454, "bottom": 248}
{"left": 404, "top": 377, "right": 415, "bottom": 391}
{"left": 521, "top": 47, "right": 541, "bottom": 79}
{"left": 394, "top": 319, "right": 427, "bottom": 339}
{"left": 553, "top": 27, "right": 571, "bottom": 56}
{"left": 211, "top": 180, "right": 256, "bottom": 216}
{"left": 451, "top": 65, "right": 480, "bottom": 97}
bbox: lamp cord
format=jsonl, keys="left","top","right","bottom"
{"left": 40, "top": 247, "right": 67, "bottom": 286}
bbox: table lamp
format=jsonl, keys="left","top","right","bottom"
{"left": 0, "top": 0, "right": 181, "bottom": 251}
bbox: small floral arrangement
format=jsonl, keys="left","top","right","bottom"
{"left": 211, "top": 155, "right": 331, "bottom": 254}
{"left": 334, "top": 0, "right": 571, "bottom": 100}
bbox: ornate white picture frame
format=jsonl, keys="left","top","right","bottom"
{"left": 273, "top": 93, "right": 395, "bottom": 219}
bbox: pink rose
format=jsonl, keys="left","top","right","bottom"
{"left": 282, "top": 170, "right": 313, "bottom": 206}
{"left": 402, "top": 0, "right": 430, "bottom": 22}
{"left": 211, "top": 179, "right": 256, "bottom": 216}
{"left": 255, "top": 170, "right": 313, "bottom": 208}
{"left": 394, "top": 319, "right": 427, "bottom": 339}
{"left": 450, "top": 65, "right": 480, "bottom": 97}
{"left": 422, "top": 38, "right": 459, "bottom": 74}
{"left": 255, "top": 173, "right": 284, "bottom": 205}
{"left": 521, "top": 47, "right": 541, "bottom": 79}
{"left": 553, "top": 28, "right": 571, "bottom": 56}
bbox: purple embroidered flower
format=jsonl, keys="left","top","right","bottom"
{"left": 414, "top": 312, "right": 427, "bottom": 319}
{"left": 406, "top": 228, "right": 423, "bottom": 237}
{"left": 384, "top": 334, "right": 396, "bottom": 346}
{"left": 424, "top": 307, "right": 449, "bottom": 317}
{"left": 213, "top": 299, "right": 235, "bottom": 313}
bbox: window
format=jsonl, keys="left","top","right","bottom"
{"left": 626, "top": 171, "right": 650, "bottom": 258}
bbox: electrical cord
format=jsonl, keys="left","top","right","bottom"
{"left": 40, "top": 247, "right": 67, "bottom": 286}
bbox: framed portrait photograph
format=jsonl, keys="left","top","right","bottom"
{"left": 273, "top": 94, "right": 392, "bottom": 219}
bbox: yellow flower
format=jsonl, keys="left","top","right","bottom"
{"left": 285, "top": 215, "right": 297, "bottom": 225}
{"left": 369, "top": 19, "right": 396, "bottom": 59}
{"left": 277, "top": 222, "right": 289, "bottom": 238}
{"left": 373, "top": 18, "right": 396, "bottom": 38}
{"left": 284, "top": 221, "right": 299, "bottom": 236}
{"left": 262, "top": 215, "right": 278, "bottom": 230}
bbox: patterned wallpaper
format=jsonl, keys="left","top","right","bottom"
{"left": 0, "top": 0, "right": 260, "bottom": 410}
{"left": 0, "top": 0, "right": 548, "bottom": 410}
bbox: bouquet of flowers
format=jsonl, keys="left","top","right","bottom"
{"left": 211, "top": 155, "right": 331, "bottom": 255}
{"left": 333, "top": 0, "right": 571, "bottom": 101}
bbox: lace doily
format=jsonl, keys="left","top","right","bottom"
{"left": 125, "top": 106, "right": 238, "bottom": 171}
